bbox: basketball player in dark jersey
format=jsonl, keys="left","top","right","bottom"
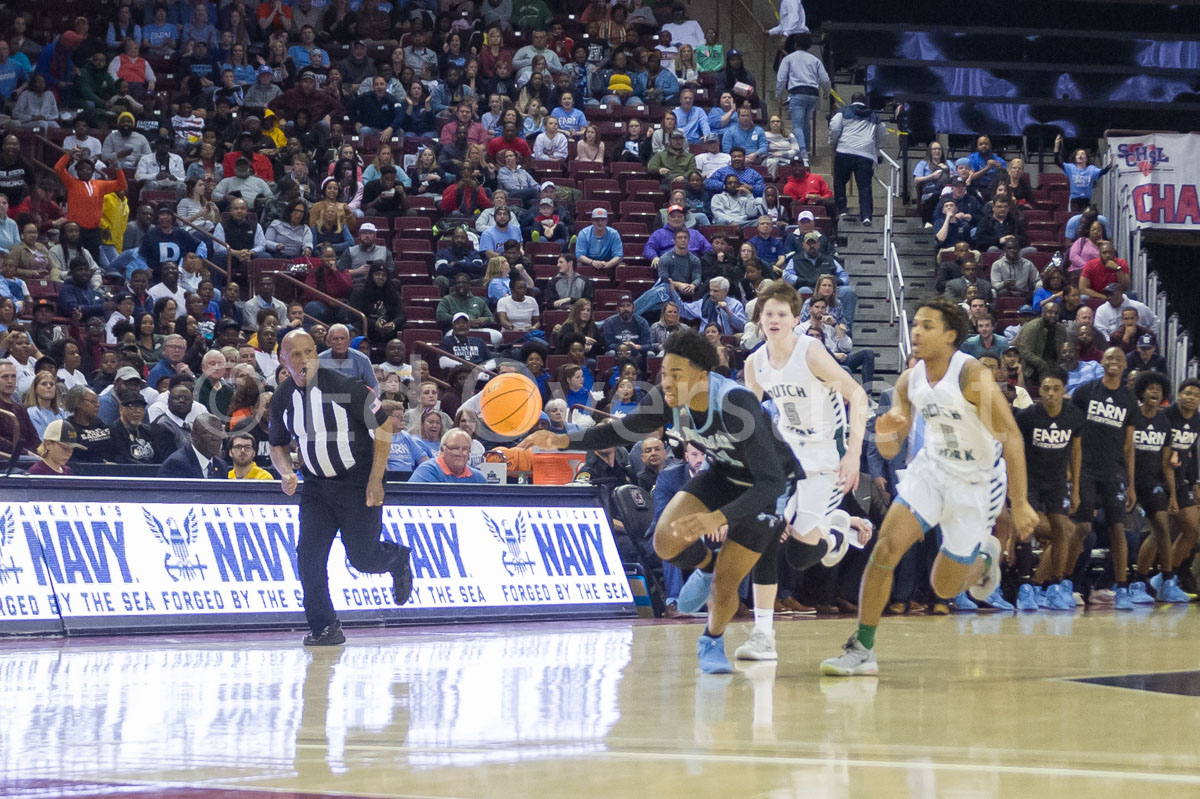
{"left": 1015, "top": 367, "right": 1083, "bottom": 611}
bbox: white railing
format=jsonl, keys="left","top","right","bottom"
{"left": 877, "top": 151, "right": 902, "bottom": 263}
{"left": 878, "top": 152, "right": 907, "bottom": 364}
{"left": 1102, "top": 141, "right": 1197, "bottom": 385}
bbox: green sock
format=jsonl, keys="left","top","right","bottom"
{"left": 856, "top": 624, "right": 876, "bottom": 650}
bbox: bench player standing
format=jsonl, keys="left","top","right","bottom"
{"left": 1127, "top": 372, "right": 1184, "bottom": 603}
{"left": 1152, "top": 378, "right": 1200, "bottom": 599}
{"left": 821, "top": 297, "right": 1037, "bottom": 676}
{"left": 1014, "top": 366, "right": 1082, "bottom": 611}
{"left": 1069, "top": 347, "right": 1138, "bottom": 609}
{"left": 736, "top": 281, "right": 871, "bottom": 660}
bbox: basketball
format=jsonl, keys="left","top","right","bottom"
{"left": 479, "top": 372, "right": 543, "bottom": 437}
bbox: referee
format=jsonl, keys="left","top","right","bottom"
{"left": 270, "top": 329, "right": 413, "bottom": 646}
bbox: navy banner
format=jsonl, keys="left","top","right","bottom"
{"left": 0, "top": 478, "right": 635, "bottom": 635}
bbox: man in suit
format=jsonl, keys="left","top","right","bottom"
{"left": 158, "top": 414, "right": 228, "bottom": 478}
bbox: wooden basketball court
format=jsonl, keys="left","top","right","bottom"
{"left": 3, "top": 609, "right": 1200, "bottom": 798}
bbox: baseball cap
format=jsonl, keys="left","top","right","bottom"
{"left": 118, "top": 389, "right": 148, "bottom": 407}
{"left": 797, "top": 210, "right": 815, "bottom": 222}
{"left": 803, "top": 231, "right": 821, "bottom": 243}
{"left": 539, "top": 180, "right": 557, "bottom": 191}
{"left": 667, "top": 204, "right": 685, "bottom": 214}
{"left": 42, "top": 419, "right": 86, "bottom": 449}
{"left": 1104, "top": 282, "right": 1124, "bottom": 294}
{"left": 669, "top": 129, "right": 686, "bottom": 139}
{"left": 955, "top": 157, "right": 971, "bottom": 167}
{"left": 31, "top": 298, "right": 53, "bottom": 312}
{"left": 452, "top": 312, "right": 469, "bottom": 322}
{"left": 359, "top": 222, "right": 377, "bottom": 233}
{"left": 591, "top": 208, "right": 608, "bottom": 219}
{"left": 1138, "top": 333, "right": 1155, "bottom": 348}
{"left": 951, "top": 176, "right": 967, "bottom": 187}
{"left": 216, "top": 318, "right": 242, "bottom": 332}
{"left": 300, "top": 69, "right": 318, "bottom": 81}
{"left": 353, "top": 39, "right": 367, "bottom": 47}
{"left": 257, "top": 64, "right": 273, "bottom": 75}
{"left": 1018, "top": 304, "right": 1036, "bottom": 315}
{"left": 114, "top": 366, "right": 145, "bottom": 383}
{"left": 618, "top": 294, "right": 633, "bottom": 305}
{"left": 539, "top": 197, "right": 554, "bottom": 207}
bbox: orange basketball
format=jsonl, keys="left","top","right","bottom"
{"left": 479, "top": 372, "right": 543, "bottom": 437}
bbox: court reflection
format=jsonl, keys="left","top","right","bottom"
{"left": 0, "top": 626, "right": 634, "bottom": 785}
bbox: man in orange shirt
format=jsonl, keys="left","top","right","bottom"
{"left": 55, "top": 150, "right": 127, "bottom": 262}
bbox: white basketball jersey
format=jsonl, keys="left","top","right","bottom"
{"left": 908, "top": 351, "right": 1001, "bottom": 476}
{"left": 752, "top": 334, "right": 846, "bottom": 473}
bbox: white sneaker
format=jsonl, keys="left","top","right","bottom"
{"left": 734, "top": 628, "right": 778, "bottom": 661}
{"left": 968, "top": 536, "right": 1002, "bottom": 602}
{"left": 820, "top": 634, "right": 878, "bottom": 676}
{"left": 821, "top": 510, "right": 852, "bottom": 567}
{"left": 1091, "top": 588, "right": 1116, "bottom": 604}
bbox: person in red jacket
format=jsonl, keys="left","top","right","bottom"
{"left": 781, "top": 159, "right": 836, "bottom": 219}
{"left": 221, "top": 131, "right": 276, "bottom": 183}
{"left": 303, "top": 243, "right": 352, "bottom": 323}
{"left": 440, "top": 174, "right": 492, "bottom": 218}
{"left": 54, "top": 150, "right": 127, "bottom": 260}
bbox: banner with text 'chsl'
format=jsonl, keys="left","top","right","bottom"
{"left": 1107, "top": 134, "right": 1200, "bottom": 231}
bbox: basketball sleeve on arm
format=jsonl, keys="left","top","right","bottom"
{"left": 574, "top": 388, "right": 672, "bottom": 451}
{"left": 268, "top": 388, "right": 292, "bottom": 447}
{"left": 714, "top": 389, "right": 790, "bottom": 524}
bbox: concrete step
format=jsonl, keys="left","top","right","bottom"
{"left": 850, "top": 275, "right": 888, "bottom": 299}
{"left": 906, "top": 277, "right": 937, "bottom": 296}
{"left": 873, "top": 348, "right": 901, "bottom": 374}
{"left": 891, "top": 217, "right": 925, "bottom": 232}
{"left": 854, "top": 323, "right": 903, "bottom": 349}
{"left": 843, "top": 254, "right": 886, "bottom": 275}
{"left": 854, "top": 298, "right": 892, "bottom": 322}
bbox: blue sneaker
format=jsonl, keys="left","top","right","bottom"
{"left": 1158, "top": 576, "right": 1192, "bottom": 604}
{"left": 1033, "top": 586, "right": 1050, "bottom": 609}
{"left": 1128, "top": 581, "right": 1155, "bottom": 605}
{"left": 1114, "top": 586, "right": 1133, "bottom": 610}
{"left": 676, "top": 569, "right": 713, "bottom": 614}
{"left": 1046, "top": 583, "right": 1077, "bottom": 611}
{"left": 697, "top": 633, "right": 733, "bottom": 674}
{"left": 951, "top": 592, "right": 978, "bottom": 611}
{"left": 984, "top": 588, "right": 1014, "bottom": 611}
{"left": 1149, "top": 572, "right": 1163, "bottom": 594}
{"left": 1016, "top": 584, "right": 1039, "bottom": 612}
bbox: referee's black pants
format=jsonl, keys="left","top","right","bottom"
{"left": 298, "top": 476, "right": 403, "bottom": 633}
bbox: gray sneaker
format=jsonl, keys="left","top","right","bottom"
{"left": 821, "top": 510, "right": 852, "bottom": 567}
{"left": 820, "top": 634, "right": 878, "bottom": 676}
{"left": 968, "top": 536, "right": 1003, "bottom": 602}
{"left": 734, "top": 627, "right": 778, "bottom": 661}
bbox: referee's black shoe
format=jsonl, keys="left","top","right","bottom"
{"left": 303, "top": 621, "right": 346, "bottom": 646}
{"left": 392, "top": 545, "right": 414, "bottom": 605}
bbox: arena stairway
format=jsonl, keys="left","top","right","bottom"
{"left": 840, "top": 216, "right": 937, "bottom": 388}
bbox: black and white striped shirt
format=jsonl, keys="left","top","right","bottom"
{"left": 269, "top": 368, "right": 386, "bottom": 482}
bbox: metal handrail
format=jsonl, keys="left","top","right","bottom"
{"left": 267, "top": 270, "right": 369, "bottom": 336}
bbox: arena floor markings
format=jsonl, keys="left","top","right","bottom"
{"left": 3, "top": 611, "right": 1200, "bottom": 798}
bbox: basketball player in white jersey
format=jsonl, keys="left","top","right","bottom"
{"left": 735, "top": 281, "right": 871, "bottom": 660}
{"left": 822, "top": 297, "right": 1038, "bottom": 676}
